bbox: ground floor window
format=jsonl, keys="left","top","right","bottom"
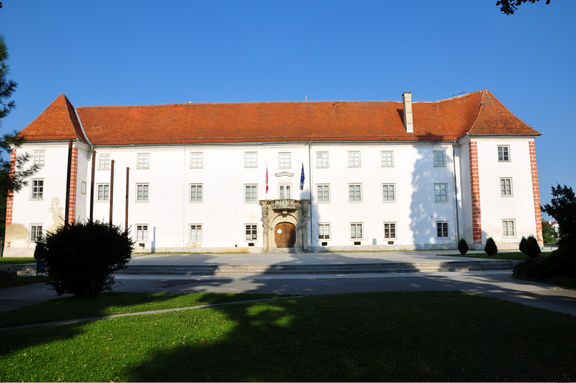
{"left": 384, "top": 223, "right": 396, "bottom": 239}
{"left": 245, "top": 224, "right": 258, "bottom": 241}
{"left": 436, "top": 222, "right": 449, "bottom": 238}
{"left": 190, "top": 224, "right": 203, "bottom": 242}
{"left": 502, "top": 219, "right": 516, "bottom": 238}
{"left": 350, "top": 223, "right": 363, "bottom": 239}
{"left": 30, "top": 225, "right": 43, "bottom": 242}
{"left": 136, "top": 224, "right": 149, "bottom": 242}
{"left": 318, "top": 223, "right": 331, "bottom": 240}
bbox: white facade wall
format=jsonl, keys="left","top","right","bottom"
{"left": 4, "top": 137, "right": 540, "bottom": 256}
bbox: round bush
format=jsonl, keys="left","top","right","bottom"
{"left": 484, "top": 237, "right": 498, "bottom": 256}
{"left": 519, "top": 237, "right": 527, "bottom": 254}
{"left": 35, "top": 221, "right": 134, "bottom": 297}
{"left": 524, "top": 235, "right": 541, "bottom": 258}
{"left": 458, "top": 238, "right": 469, "bottom": 255}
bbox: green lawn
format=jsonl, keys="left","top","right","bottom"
{"left": 438, "top": 251, "right": 551, "bottom": 260}
{"left": 0, "top": 275, "right": 47, "bottom": 289}
{"left": 0, "top": 257, "right": 35, "bottom": 264}
{"left": 0, "top": 291, "right": 574, "bottom": 382}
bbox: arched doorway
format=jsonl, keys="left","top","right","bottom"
{"left": 274, "top": 222, "right": 296, "bottom": 248}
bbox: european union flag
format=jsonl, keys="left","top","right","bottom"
{"left": 300, "top": 163, "right": 305, "bottom": 190}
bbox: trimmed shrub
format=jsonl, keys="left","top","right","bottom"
{"left": 458, "top": 238, "right": 469, "bottom": 255}
{"left": 519, "top": 236, "right": 527, "bottom": 254}
{"left": 484, "top": 237, "right": 498, "bottom": 256}
{"left": 36, "top": 221, "right": 134, "bottom": 297}
{"left": 524, "top": 236, "right": 541, "bottom": 258}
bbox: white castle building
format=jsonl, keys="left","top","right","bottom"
{"left": 3, "top": 90, "right": 542, "bottom": 256}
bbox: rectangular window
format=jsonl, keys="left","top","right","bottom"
{"left": 30, "top": 225, "right": 43, "bottom": 242}
{"left": 350, "top": 223, "right": 363, "bottom": 240}
{"left": 349, "top": 184, "right": 362, "bottom": 202}
{"left": 348, "top": 151, "right": 361, "bottom": 167}
{"left": 317, "top": 184, "right": 330, "bottom": 202}
{"left": 384, "top": 223, "right": 396, "bottom": 239}
{"left": 98, "top": 154, "right": 110, "bottom": 170}
{"left": 190, "top": 152, "right": 203, "bottom": 169}
{"left": 244, "top": 152, "right": 257, "bottom": 168}
{"left": 245, "top": 184, "right": 258, "bottom": 203}
{"left": 382, "top": 184, "right": 396, "bottom": 202}
{"left": 434, "top": 183, "right": 448, "bottom": 203}
{"left": 190, "top": 184, "right": 203, "bottom": 202}
{"left": 500, "top": 178, "right": 513, "bottom": 196}
{"left": 97, "top": 184, "right": 110, "bottom": 201}
{"left": 279, "top": 184, "right": 292, "bottom": 199}
{"left": 137, "top": 153, "right": 150, "bottom": 169}
{"left": 502, "top": 219, "right": 516, "bottom": 238}
{"left": 245, "top": 224, "right": 258, "bottom": 241}
{"left": 316, "top": 151, "right": 329, "bottom": 168}
{"left": 433, "top": 150, "right": 446, "bottom": 167}
{"left": 31, "top": 179, "right": 44, "bottom": 200}
{"left": 136, "top": 224, "right": 149, "bottom": 242}
{"left": 278, "top": 152, "right": 291, "bottom": 169}
{"left": 318, "top": 223, "right": 331, "bottom": 240}
{"left": 498, "top": 145, "right": 510, "bottom": 162}
{"left": 136, "top": 183, "right": 149, "bottom": 202}
{"left": 189, "top": 224, "right": 203, "bottom": 242}
{"left": 436, "top": 222, "right": 449, "bottom": 238}
{"left": 33, "top": 150, "right": 45, "bottom": 167}
{"left": 381, "top": 150, "right": 394, "bottom": 167}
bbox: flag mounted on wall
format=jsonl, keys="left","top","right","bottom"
{"left": 266, "top": 166, "right": 269, "bottom": 193}
{"left": 300, "top": 163, "right": 305, "bottom": 190}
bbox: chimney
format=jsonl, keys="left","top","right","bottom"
{"left": 402, "top": 92, "right": 414, "bottom": 133}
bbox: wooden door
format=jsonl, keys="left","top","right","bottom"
{"left": 275, "top": 222, "right": 296, "bottom": 248}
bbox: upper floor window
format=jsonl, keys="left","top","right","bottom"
{"left": 31, "top": 179, "right": 44, "bottom": 200}
{"left": 245, "top": 184, "right": 258, "bottom": 203}
{"left": 434, "top": 183, "right": 448, "bottom": 203}
{"left": 33, "top": 150, "right": 45, "bottom": 167}
{"left": 498, "top": 145, "right": 510, "bottom": 162}
{"left": 349, "top": 184, "right": 362, "bottom": 202}
{"left": 318, "top": 223, "right": 331, "bottom": 240}
{"left": 433, "top": 150, "right": 446, "bottom": 167}
{"left": 278, "top": 152, "right": 291, "bottom": 169}
{"left": 279, "top": 183, "right": 292, "bottom": 199}
{"left": 136, "top": 183, "right": 149, "bottom": 202}
{"left": 348, "top": 151, "right": 361, "bottom": 168}
{"left": 381, "top": 151, "right": 394, "bottom": 167}
{"left": 244, "top": 152, "right": 257, "bottom": 168}
{"left": 98, "top": 154, "right": 110, "bottom": 170}
{"left": 97, "top": 183, "right": 110, "bottom": 201}
{"left": 316, "top": 151, "right": 329, "bottom": 168}
{"left": 382, "top": 184, "right": 396, "bottom": 202}
{"left": 317, "top": 184, "right": 330, "bottom": 202}
{"left": 436, "top": 221, "right": 449, "bottom": 238}
{"left": 500, "top": 178, "right": 513, "bottom": 196}
{"left": 190, "top": 183, "right": 203, "bottom": 202}
{"left": 30, "top": 225, "right": 43, "bottom": 242}
{"left": 137, "top": 153, "right": 150, "bottom": 169}
{"left": 190, "top": 152, "right": 203, "bottom": 169}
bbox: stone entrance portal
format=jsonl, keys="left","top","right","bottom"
{"left": 275, "top": 222, "right": 296, "bottom": 248}
{"left": 260, "top": 199, "right": 310, "bottom": 253}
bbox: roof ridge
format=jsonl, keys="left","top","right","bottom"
{"left": 468, "top": 89, "right": 488, "bottom": 133}
{"left": 77, "top": 100, "right": 401, "bottom": 109}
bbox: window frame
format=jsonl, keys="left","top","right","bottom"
{"left": 279, "top": 183, "right": 292, "bottom": 199}
{"left": 98, "top": 153, "right": 110, "bottom": 170}
{"left": 383, "top": 222, "right": 396, "bottom": 239}
{"left": 137, "top": 153, "right": 150, "bottom": 170}
{"left": 434, "top": 183, "right": 448, "bottom": 203}
{"left": 136, "top": 224, "right": 149, "bottom": 242}
{"left": 382, "top": 183, "right": 396, "bottom": 202}
{"left": 500, "top": 177, "right": 513, "bottom": 197}
{"left": 189, "top": 223, "right": 203, "bottom": 242}
{"left": 316, "top": 183, "right": 330, "bottom": 203}
{"left": 498, "top": 145, "right": 511, "bottom": 162}
{"left": 316, "top": 151, "right": 329, "bottom": 168}
{"left": 348, "top": 183, "right": 362, "bottom": 202}
{"left": 502, "top": 219, "right": 516, "bottom": 238}
{"left": 318, "top": 223, "right": 331, "bottom": 240}
{"left": 436, "top": 221, "right": 449, "bottom": 238}
{"left": 347, "top": 151, "right": 361, "bottom": 168}
{"left": 278, "top": 152, "right": 291, "bottom": 169}
{"left": 30, "top": 224, "right": 43, "bottom": 242}
{"left": 381, "top": 150, "right": 394, "bottom": 167}
{"left": 31, "top": 179, "right": 44, "bottom": 200}
{"left": 244, "top": 152, "right": 258, "bottom": 168}
{"left": 244, "top": 184, "right": 258, "bottom": 203}
{"left": 433, "top": 150, "right": 446, "bottom": 167}
{"left": 189, "top": 183, "right": 204, "bottom": 202}
{"left": 96, "top": 183, "right": 110, "bottom": 202}
{"left": 190, "top": 152, "right": 203, "bottom": 169}
{"left": 350, "top": 222, "right": 364, "bottom": 240}
{"left": 245, "top": 223, "right": 258, "bottom": 241}
{"left": 33, "top": 150, "right": 45, "bottom": 167}
{"left": 136, "top": 183, "right": 150, "bottom": 202}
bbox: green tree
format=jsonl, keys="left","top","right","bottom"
{"left": 497, "top": 0, "right": 551, "bottom": 15}
{"left": 542, "top": 221, "right": 558, "bottom": 245}
{"left": 542, "top": 185, "right": 576, "bottom": 243}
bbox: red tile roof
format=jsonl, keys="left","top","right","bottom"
{"left": 18, "top": 90, "right": 540, "bottom": 145}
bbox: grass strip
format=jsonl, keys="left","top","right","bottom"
{"left": 0, "top": 257, "right": 36, "bottom": 264}
{"left": 0, "top": 275, "right": 47, "bottom": 289}
{"left": 0, "top": 292, "right": 284, "bottom": 328}
{"left": 0, "top": 291, "right": 574, "bottom": 382}
{"left": 437, "top": 251, "right": 551, "bottom": 260}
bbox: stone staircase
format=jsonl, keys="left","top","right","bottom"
{"left": 119, "top": 260, "right": 517, "bottom": 276}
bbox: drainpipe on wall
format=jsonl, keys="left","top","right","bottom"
{"left": 452, "top": 142, "right": 461, "bottom": 242}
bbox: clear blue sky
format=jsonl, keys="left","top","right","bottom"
{"left": 1, "top": 0, "right": 574, "bottom": 210}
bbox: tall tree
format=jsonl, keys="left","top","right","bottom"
{"left": 497, "top": 0, "right": 551, "bottom": 15}
{"left": 542, "top": 184, "right": 576, "bottom": 241}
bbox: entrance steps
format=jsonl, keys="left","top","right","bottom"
{"left": 119, "top": 260, "right": 517, "bottom": 276}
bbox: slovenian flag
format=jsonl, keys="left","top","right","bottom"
{"left": 266, "top": 166, "right": 269, "bottom": 193}
{"left": 300, "top": 163, "right": 305, "bottom": 190}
